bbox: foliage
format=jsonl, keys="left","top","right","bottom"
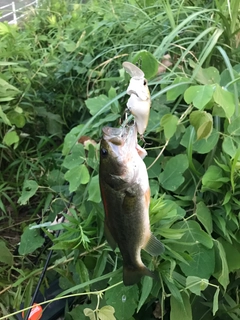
{"left": 0, "top": 0, "right": 240, "bottom": 319}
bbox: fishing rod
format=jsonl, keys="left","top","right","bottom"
{"left": 23, "top": 192, "right": 74, "bottom": 320}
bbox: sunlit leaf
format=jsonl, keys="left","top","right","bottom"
{"left": 19, "top": 224, "right": 44, "bottom": 255}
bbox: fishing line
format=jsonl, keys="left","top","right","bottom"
{"left": 24, "top": 192, "right": 74, "bottom": 320}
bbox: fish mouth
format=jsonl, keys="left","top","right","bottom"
{"left": 102, "top": 125, "right": 136, "bottom": 146}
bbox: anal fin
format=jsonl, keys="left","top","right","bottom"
{"left": 143, "top": 233, "right": 165, "bottom": 256}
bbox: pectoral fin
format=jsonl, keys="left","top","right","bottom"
{"left": 104, "top": 221, "right": 117, "bottom": 250}
{"left": 143, "top": 234, "right": 165, "bottom": 256}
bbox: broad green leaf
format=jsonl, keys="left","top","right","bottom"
{"left": 213, "top": 287, "right": 220, "bottom": 316}
{"left": 84, "top": 308, "right": 95, "bottom": 320}
{"left": 180, "top": 245, "right": 215, "bottom": 279}
{"left": 62, "top": 131, "right": 79, "bottom": 155}
{"left": 189, "top": 61, "right": 220, "bottom": 85}
{"left": 213, "top": 84, "right": 235, "bottom": 118}
{"left": 218, "top": 238, "right": 240, "bottom": 272}
{"left": 186, "top": 276, "right": 208, "bottom": 295}
{"left": 159, "top": 154, "right": 189, "bottom": 191}
{"left": 202, "top": 165, "right": 229, "bottom": 191}
{"left": 189, "top": 110, "right": 213, "bottom": 140}
{"left": 160, "top": 114, "right": 179, "bottom": 140}
{"left": 0, "top": 241, "right": 13, "bottom": 265}
{"left": 98, "top": 306, "right": 116, "bottom": 320}
{"left": 62, "top": 143, "right": 85, "bottom": 169}
{"left": 196, "top": 202, "right": 213, "bottom": 234}
{"left": 85, "top": 94, "right": 110, "bottom": 116}
{"left": 222, "top": 136, "right": 238, "bottom": 158}
{"left": 7, "top": 111, "right": 26, "bottom": 128}
{"left": 227, "top": 116, "right": 240, "bottom": 135}
{"left": 167, "top": 77, "right": 190, "bottom": 101}
{"left": 184, "top": 85, "right": 214, "bottom": 110}
{"left": 214, "top": 240, "right": 229, "bottom": 289}
{"left": 87, "top": 175, "right": 101, "bottom": 203}
{"left": 19, "top": 224, "right": 45, "bottom": 255}
{"left": 137, "top": 276, "right": 153, "bottom": 312}
{"left": 3, "top": 130, "right": 19, "bottom": 147}
{"left": 132, "top": 50, "right": 159, "bottom": 79}
{"left": 18, "top": 180, "right": 39, "bottom": 205}
{"left": 181, "top": 126, "right": 219, "bottom": 154}
{"left": 105, "top": 274, "right": 139, "bottom": 320}
{"left": 64, "top": 164, "right": 90, "bottom": 192}
{"left": 170, "top": 291, "right": 192, "bottom": 320}
{"left": 174, "top": 220, "right": 213, "bottom": 249}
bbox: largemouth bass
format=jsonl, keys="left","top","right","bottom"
{"left": 123, "top": 62, "right": 151, "bottom": 135}
{"left": 99, "top": 124, "right": 164, "bottom": 286}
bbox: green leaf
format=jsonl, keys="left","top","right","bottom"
{"left": 181, "top": 126, "right": 219, "bottom": 154}
{"left": 0, "top": 241, "right": 13, "bottom": 265}
{"left": 87, "top": 175, "right": 101, "bottom": 203}
{"left": 137, "top": 276, "right": 153, "bottom": 312}
{"left": 159, "top": 154, "right": 189, "bottom": 191}
{"left": 160, "top": 114, "right": 179, "bottom": 140}
{"left": 218, "top": 239, "right": 240, "bottom": 273}
{"left": 186, "top": 276, "right": 208, "bottom": 295}
{"left": 77, "top": 260, "right": 90, "bottom": 292}
{"left": 174, "top": 220, "right": 213, "bottom": 249}
{"left": 227, "top": 116, "right": 240, "bottom": 135}
{"left": 180, "top": 245, "right": 215, "bottom": 279}
{"left": 214, "top": 240, "right": 229, "bottom": 290}
{"left": 84, "top": 308, "right": 95, "bottom": 320}
{"left": 98, "top": 306, "right": 116, "bottom": 320}
{"left": 222, "top": 136, "right": 238, "bottom": 157}
{"left": 132, "top": 50, "right": 159, "bottom": 79}
{"left": 167, "top": 77, "right": 190, "bottom": 101}
{"left": 213, "top": 84, "right": 235, "bottom": 119}
{"left": 213, "top": 287, "right": 220, "bottom": 316}
{"left": 3, "top": 130, "right": 19, "bottom": 147}
{"left": 7, "top": 110, "right": 26, "bottom": 128}
{"left": 64, "top": 164, "right": 90, "bottom": 192}
{"left": 18, "top": 224, "right": 45, "bottom": 255}
{"left": 85, "top": 94, "right": 110, "bottom": 116}
{"left": 105, "top": 274, "right": 139, "bottom": 320}
{"left": 62, "top": 144, "right": 85, "bottom": 169}
{"left": 18, "top": 180, "right": 39, "bottom": 205}
{"left": 189, "top": 61, "right": 220, "bottom": 85}
{"left": 201, "top": 165, "right": 229, "bottom": 191}
{"left": 0, "top": 106, "right": 11, "bottom": 125}
{"left": 170, "top": 291, "right": 192, "bottom": 320}
{"left": 189, "top": 110, "right": 213, "bottom": 140}
{"left": 184, "top": 85, "right": 214, "bottom": 110}
{"left": 196, "top": 201, "right": 213, "bottom": 234}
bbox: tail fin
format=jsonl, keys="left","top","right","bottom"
{"left": 123, "top": 265, "right": 157, "bottom": 286}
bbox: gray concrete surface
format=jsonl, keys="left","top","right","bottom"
{"left": 0, "top": 0, "right": 37, "bottom": 22}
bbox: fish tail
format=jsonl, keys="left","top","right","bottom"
{"left": 123, "top": 265, "right": 157, "bottom": 286}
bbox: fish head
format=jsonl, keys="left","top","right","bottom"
{"left": 100, "top": 125, "right": 137, "bottom": 181}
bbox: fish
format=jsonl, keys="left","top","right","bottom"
{"left": 122, "top": 62, "right": 151, "bottom": 136}
{"left": 99, "top": 124, "right": 164, "bottom": 286}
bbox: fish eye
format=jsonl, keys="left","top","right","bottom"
{"left": 101, "top": 148, "right": 108, "bottom": 156}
